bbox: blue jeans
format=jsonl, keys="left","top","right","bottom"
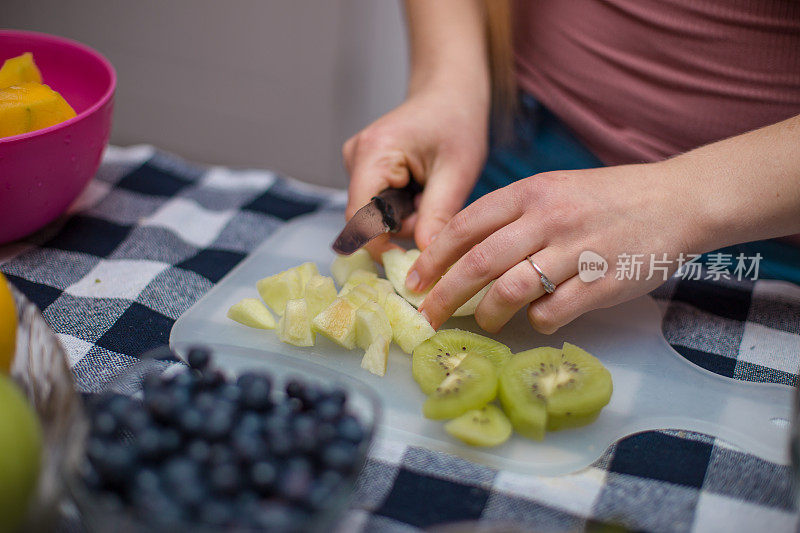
{"left": 470, "top": 93, "right": 800, "bottom": 285}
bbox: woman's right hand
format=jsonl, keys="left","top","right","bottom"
{"left": 342, "top": 84, "right": 489, "bottom": 259}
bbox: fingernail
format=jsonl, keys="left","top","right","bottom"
{"left": 420, "top": 307, "right": 432, "bottom": 325}
{"left": 406, "top": 270, "right": 420, "bottom": 291}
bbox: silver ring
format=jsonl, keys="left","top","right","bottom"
{"left": 527, "top": 256, "right": 556, "bottom": 294}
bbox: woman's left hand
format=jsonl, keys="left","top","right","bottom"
{"left": 407, "top": 160, "right": 708, "bottom": 333}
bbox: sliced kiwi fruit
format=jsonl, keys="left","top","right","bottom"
{"left": 412, "top": 329, "right": 511, "bottom": 395}
{"left": 444, "top": 404, "right": 513, "bottom": 447}
{"left": 422, "top": 353, "right": 498, "bottom": 420}
{"left": 499, "top": 343, "right": 612, "bottom": 440}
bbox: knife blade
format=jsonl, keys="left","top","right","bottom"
{"left": 332, "top": 180, "right": 422, "bottom": 255}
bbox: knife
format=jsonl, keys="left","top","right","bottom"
{"left": 332, "top": 180, "right": 422, "bottom": 255}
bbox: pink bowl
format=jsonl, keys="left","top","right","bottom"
{"left": 0, "top": 30, "right": 116, "bottom": 245}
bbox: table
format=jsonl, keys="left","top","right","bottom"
{"left": 1, "top": 145, "right": 798, "bottom": 533}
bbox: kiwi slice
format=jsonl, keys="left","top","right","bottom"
{"left": 444, "top": 404, "right": 513, "bottom": 447}
{"left": 422, "top": 353, "right": 498, "bottom": 420}
{"left": 499, "top": 343, "right": 612, "bottom": 440}
{"left": 412, "top": 329, "right": 511, "bottom": 395}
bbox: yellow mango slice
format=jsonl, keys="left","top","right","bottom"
{"left": 0, "top": 82, "right": 76, "bottom": 138}
{"left": 0, "top": 53, "right": 43, "bottom": 88}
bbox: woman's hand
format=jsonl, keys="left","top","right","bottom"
{"left": 342, "top": 85, "right": 489, "bottom": 259}
{"left": 408, "top": 161, "right": 708, "bottom": 333}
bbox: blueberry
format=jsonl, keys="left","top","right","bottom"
{"left": 336, "top": 414, "right": 365, "bottom": 444}
{"left": 218, "top": 383, "right": 242, "bottom": 404}
{"left": 291, "top": 415, "right": 318, "bottom": 454}
{"left": 210, "top": 463, "right": 241, "bottom": 495}
{"left": 173, "top": 480, "right": 207, "bottom": 508}
{"left": 297, "top": 384, "right": 322, "bottom": 411}
{"left": 144, "top": 390, "right": 175, "bottom": 422}
{"left": 168, "top": 369, "right": 197, "bottom": 390}
{"left": 135, "top": 426, "right": 163, "bottom": 460}
{"left": 198, "top": 368, "right": 226, "bottom": 390}
{"left": 240, "top": 374, "right": 272, "bottom": 411}
{"left": 202, "top": 407, "right": 235, "bottom": 441}
{"left": 187, "top": 439, "right": 212, "bottom": 463}
{"left": 199, "top": 500, "right": 233, "bottom": 527}
{"left": 133, "top": 467, "right": 161, "bottom": 494}
{"left": 95, "top": 442, "right": 137, "bottom": 485}
{"left": 208, "top": 443, "right": 236, "bottom": 466}
{"left": 285, "top": 378, "right": 304, "bottom": 399}
{"left": 317, "top": 422, "right": 337, "bottom": 445}
{"left": 141, "top": 372, "right": 164, "bottom": 396}
{"left": 92, "top": 411, "right": 118, "bottom": 437}
{"left": 120, "top": 406, "right": 151, "bottom": 433}
{"left": 324, "top": 387, "right": 347, "bottom": 408}
{"left": 268, "top": 432, "right": 294, "bottom": 457}
{"left": 320, "top": 440, "right": 358, "bottom": 473}
{"left": 314, "top": 399, "right": 342, "bottom": 422}
{"left": 253, "top": 502, "right": 308, "bottom": 531}
{"left": 232, "top": 430, "right": 266, "bottom": 463}
{"left": 193, "top": 391, "right": 217, "bottom": 411}
{"left": 186, "top": 346, "right": 212, "bottom": 371}
{"left": 159, "top": 428, "right": 182, "bottom": 455}
{"left": 307, "top": 480, "right": 337, "bottom": 510}
{"left": 249, "top": 460, "right": 278, "bottom": 494}
{"left": 104, "top": 394, "right": 136, "bottom": 420}
{"left": 237, "top": 412, "right": 263, "bottom": 434}
{"left": 263, "top": 413, "right": 289, "bottom": 437}
{"left": 178, "top": 407, "right": 204, "bottom": 436}
{"left": 86, "top": 437, "right": 107, "bottom": 464}
{"left": 277, "top": 458, "right": 313, "bottom": 501}
{"left": 162, "top": 457, "right": 200, "bottom": 489}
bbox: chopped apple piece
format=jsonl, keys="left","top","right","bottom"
{"left": 293, "top": 262, "right": 320, "bottom": 287}
{"left": 304, "top": 274, "right": 337, "bottom": 318}
{"left": 355, "top": 301, "right": 393, "bottom": 350}
{"left": 361, "top": 335, "right": 390, "bottom": 376}
{"left": 383, "top": 293, "right": 435, "bottom": 354}
{"left": 341, "top": 283, "right": 379, "bottom": 308}
{"left": 256, "top": 269, "right": 303, "bottom": 315}
{"left": 340, "top": 272, "right": 395, "bottom": 305}
{"left": 382, "top": 249, "right": 425, "bottom": 307}
{"left": 226, "top": 298, "right": 276, "bottom": 330}
{"left": 311, "top": 298, "right": 358, "bottom": 349}
{"left": 331, "top": 249, "right": 377, "bottom": 286}
{"left": 381, "top": 248, "right": 491, "bottom": 316}
{"left": 277, "top": 299, "right": 315, "bottom": 347}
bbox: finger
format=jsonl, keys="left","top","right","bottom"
{"left": 395, "top": 212, "right": 418, "bottom": 239}
{"left": 474, "top": 246, "right": 579, "bottom": 333}
{"left": 412, "top": 165, "right": 474, "bottom": 251}
{"left": 408, "top": 183, "right": 526, "bottom": 292}
{"left": 346, "top": 147, "right": 411, "bottom": 220}
{"left": 418, "top": 216, "right": 546, "bottom": 329}
{"left": 526, "top": 274, "right": 616, "bottom": 335}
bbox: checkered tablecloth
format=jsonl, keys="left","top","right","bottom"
{"left": 1, "top": 146, "right": 798, "bottom": 533}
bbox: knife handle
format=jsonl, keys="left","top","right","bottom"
{"left": 371, "top": 180, "right": 423, "bottom": 233}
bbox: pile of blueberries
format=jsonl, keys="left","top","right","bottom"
{"left": 80, "top": 347, "right": 369, "bottom": 531}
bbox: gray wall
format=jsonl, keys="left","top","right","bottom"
{"left": 4, "top": 0, "right": 409, "bottom": 187}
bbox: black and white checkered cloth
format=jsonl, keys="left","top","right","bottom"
{"left": 1, "top": 146, "right": 798, "bottom": 533}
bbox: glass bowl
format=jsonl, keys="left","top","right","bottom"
{"left": 67, "top": 343, "right": 381, "bottom": 532}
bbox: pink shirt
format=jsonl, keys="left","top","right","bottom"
{"left": 514, "top": 0, "right": 800, "bottom": 166}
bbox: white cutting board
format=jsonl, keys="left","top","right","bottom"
{"left": 170, "top": 210, "right": 793, "bottom": 475}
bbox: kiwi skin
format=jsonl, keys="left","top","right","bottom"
{"left": 412, "top": 329, "right": 512, "bottom": 395}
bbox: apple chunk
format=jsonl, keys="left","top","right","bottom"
{"left": 226, "top": 298, "right": 276, "bottom": 330}
{"left": 256, "top": 269, "right": 303, "bottom": 315}
{"left": 277, "top": 299, "right": 315, "bottom": 347}
{"left": 304, "top": 274, "right": 337, "bottom": 318}
{"left": 331, "top": 249, "right": 377, "bottom": 286}
{"left": 381, "top": 248, "right": 491, "bottom": 317}
{"left": 312, "top": 297, "right": 358, "bottom": 349}
{"left": 383, "top": 293, "right": 435, "bottom": 354}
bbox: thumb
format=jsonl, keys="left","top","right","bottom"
{"left": 413, "top": 165, "right": 473, "bottom": 250}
